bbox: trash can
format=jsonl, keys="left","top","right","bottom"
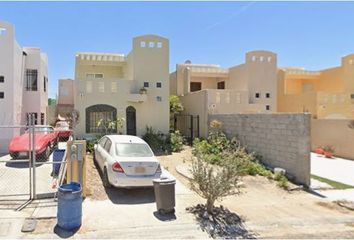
{"left": 53, "top": 149, "right": 65, "bottom": 176}
{"left": 57, "top": 182, "right": 82, "bottom": 230}
{"left": 153, "top": 178, "right": 176, "bottom": 214}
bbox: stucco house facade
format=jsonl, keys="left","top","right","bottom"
{"left": 74, "top": 35, "right": 169, "bottom": 139}
{"left": 277, "top": 54, "right": 354, "bottom": 119}
{"left": 170, "top": 50, "right": 278, "bottom": 137}
{"left": 0, "top": 21, "right": 48, "bottom": 152}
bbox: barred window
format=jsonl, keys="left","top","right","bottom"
{"left": 26, "top": 112, "right": 38, "bottom": 125}
{"left": 41, "top": 113, "right": 45, "bottom": 125}
{"left": 26, "top": 69, "right": 38, "bottom": 91}
{"left": 44, "top": 76, "right": 48, "bottom": 92}
{"left": 0, "top": 76, "right": 4, "bottom": 83}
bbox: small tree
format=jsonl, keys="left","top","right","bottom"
{"left": 169, "top": 95, "right": 184, "bottom": 116}
{"left": 190, "top": 147, "right": 248, "bottom": 214}
{"left": 97, "top": 117, "right": 125, "bottom": 135}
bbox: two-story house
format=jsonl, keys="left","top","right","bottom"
{"left": 74, "top": 35, "right": 170, "bottom": 139}
{"left": 0, "top": 21, "right": 48, "bottom": 153}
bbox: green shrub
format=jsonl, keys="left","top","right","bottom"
{"left": 169, "top": 130, "right": 184, "bottom": 152}
{"left": 274, "top": 173, "right": 289, "bottom": 189}
{"left": 86, "top": 139, "right": 99, "bottom": 153}
{"left": 142, "top": 126, "right": 168, "bottom": 154}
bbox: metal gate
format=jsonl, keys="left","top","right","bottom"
{"left": 0, "top": 114, "right": 68, "bottom": 211}
{"left": 174, "top": 114, "right": 199, "bottom": 145}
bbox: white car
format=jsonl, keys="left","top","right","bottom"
{"left": 93, "top": 135, "right": 162, "bottom": 188}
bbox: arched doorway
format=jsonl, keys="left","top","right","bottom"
{"left": 126, "top": 106, "right": 136, "bottom": 136}
{"left": 86, "top": 104, "right": 117, "bottom": 133}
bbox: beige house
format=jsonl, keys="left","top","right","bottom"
{"left": 277, "top": 54, "right": 354, "bottom": 119}
{"left": 74, "top": 35, "right": 169, "bottom": 139}
{"left": 0, "top": 21, "right": 48, "bottom": 152}
{"left": 170, "top": 50, "right": 278, "bottom": 137}
{"left": 57, "top": 79, "right": 75, "bottom": 117}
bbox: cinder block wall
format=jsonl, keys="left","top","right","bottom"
{"left": 208, "top": 113, "right": 311, "bottom": 186}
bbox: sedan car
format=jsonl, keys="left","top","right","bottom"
{"left": 54, "top": 121, "right": 72, "bottom": 140}
{"left": 94, "top": 135, "right": 162, "bottom": 188}
{"left": 8, "top": 125, "right": 58, "bottom": 160}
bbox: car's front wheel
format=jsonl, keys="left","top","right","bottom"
{"left": 102, "top": 167, "right": 112, "bottom": 188}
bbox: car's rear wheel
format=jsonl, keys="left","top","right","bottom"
{"left": 10, "top": 152, "right": 19, "bottom": 159}
{"left": 102, "top": 167, "right": 112, "bottom": 188}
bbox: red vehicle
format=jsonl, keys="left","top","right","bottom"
{"left": 54, "top": 121, "right": 72, "bottom": 140}
{"left": 8, "top": 126, "right": 59, "bottom": 160}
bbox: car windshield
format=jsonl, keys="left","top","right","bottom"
{"left": 115, "top": 143, "right": 153, "bottom": 157}
{"left": 34, "top": 127, "right": 54, "bottom": 133}
{"left": 56, "top": 122, "right": 69, "bottom": 128}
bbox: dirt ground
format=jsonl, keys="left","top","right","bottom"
{"left": 158, "top": 146, "right": 354, "bottom": 238}
{"left": 84, "top": 147, "right": 354, "bottom": 238}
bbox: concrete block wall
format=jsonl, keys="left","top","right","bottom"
{"left": 208, "top": 113, "right": 311, "bottom": 186}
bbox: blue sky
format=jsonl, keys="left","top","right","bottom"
{"left": 1, "top": 2, "right": 354, "bottom": 98}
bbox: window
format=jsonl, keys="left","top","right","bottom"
{"left": 116, "top": 143, "right": 153, "bottom": 157}
{"left": 266, "top": 105, "right": 270, "bottom": 111}
{"left": 99, "top": 137, "right": 107, "bottom": 148}
{"left": 43, "top": 76, "right": 47, "bottom": 92}
{"left": 216, "top": 92, "right": 221, "bottom": 104}
{"left": 251, "top": 56, "right": 256, "bottom": 62}
{"left": 140, "top": 41, "right": 146, "bottom": 48}
{"left": 350, "top": 59, "right": 353, "bottom": 65}
{"left": 0, "top": 28, "right": 6, "bottom": 35}
{"left": 255, "top": 93, "right": 260, "bottom": 98}
{"left": 156, "top": 96, "right": 162, "bottom": 102}
{"left": 157, "top": 42, "right": 162, "bottom": 48}
{"left": 104, "top": 139, "right": 112, "bottom": 153}
{"left": 0, "top": 92, "right": 4, "bottom": 99}
{"left": 225, "top": 92, "right": 230, "bottom": 104}
{"left": 156, "top": 82, "right": 162, "bottom": 88}
{"left": 267, "top": 57, "right": 272, "bottom": 62}
{"left": 190, "top": 82, "right": 201, "bottom": 92}
{"left": 217, "top": 81, "right": 225, "bottom": 89}
{"left": 25, "top": 69, "right": 38, "bottom": 91}
{"left": 149, "top": 42, "right": 155, "bottom": 48}
{"left": 266, "top": 93, "right": 271, "bottom": 98}
{"left": 144, "top": 82, "right": 149, "bottom": 88}
{"left": 41, "top": 113, "right": 45, "bottom": 125}
{"left": 0, "top": 76, "right": 4, "bottom": 83}
{"left": 26, "top": 113, "right": 38, "bottom": 125}
{"left": 86, "top": 73, "right": 103, "bottom": 79}
{"left": 98, "top": 82, "right": 105, "bottom": 93}
{"left": 351, "top": 94, "right": 354, "bottom": 99}
{"left": 111, "top": 82, "right": 117, "bottom": 93}
{"left": 260, "top": 56, "right": 264, "bottom": 62}
{"left": 86, "top": 105, "right": 117, "bottom": 133}
{"left": 86, "top": 81, "right": 93, "bottom": 93}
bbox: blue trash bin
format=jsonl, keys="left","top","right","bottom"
{"left": 53, "top": 149, "right": 65, "bottom": 176}
{"left": 57, "top": 182, "right": 82, "bottom": 230}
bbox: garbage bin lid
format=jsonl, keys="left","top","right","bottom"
{"left": 153, "top": 177, "right": 176, "bottom": 184}
{"left": 59, "top": 182, "right": 82, "bottom": 194}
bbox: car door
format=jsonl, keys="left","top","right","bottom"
{"left": 101, "top": 139, "right": 113, "bottom": 169}
{"left": 96, "top": 137, "right": 107, "bottom": 170}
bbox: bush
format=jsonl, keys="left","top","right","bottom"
{"left": 169, "top": 130, "right": 184, "bottom": 152}
{"left": 142, "top": 126, "right": 168, "bottom": 154}
{"left": 274, "top": 173, "right": 289, "bottom": 190}
{"left": 86, "top": 140, "right": 96, "bottom": 153}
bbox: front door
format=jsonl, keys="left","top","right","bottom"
{"left": 126, "top": 106, "right": 136, "bottom": 136}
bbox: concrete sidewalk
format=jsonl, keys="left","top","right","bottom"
{"left": 311, "top": 153, "right": 354, "bottom": 186}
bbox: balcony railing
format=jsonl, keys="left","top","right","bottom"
{"left": 285, "top": 69, "right": 321, "bottom": 76}
{"left": 190, "top": 66, "right": 229, "bottom": 74}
